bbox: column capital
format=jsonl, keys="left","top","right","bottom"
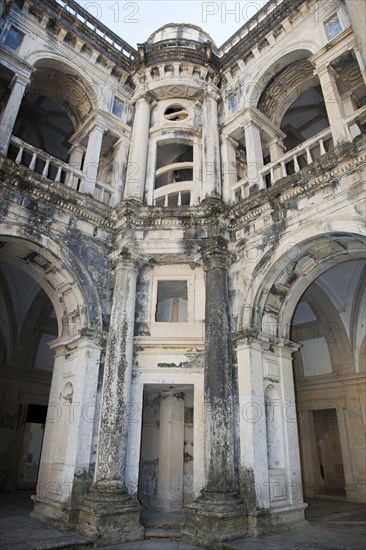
{"left": 221, "top": 133, "right": 239, "bottom": 148}
{"left": 200, "top": 236, "right": 230, "bottom": 270}
{"left": 202, "top": 85, "right": 221, "bottom": 103}
{"left": 110, "top": 239, "right": 144, "bottom": 270}
{"left": 131, "top": 91, "right": 154, "bottom": 106}
{"left": 91, "top": 121, "right": 107, "bottom": 134}
{"left": 11, "top": 73, "right": 30, "bottom": 88}
{"left": 312, "top": 62, "right": 338, "bottom": 79}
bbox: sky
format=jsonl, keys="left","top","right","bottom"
{"left": 75, "top": 0, "right": 266, "bottom": 49}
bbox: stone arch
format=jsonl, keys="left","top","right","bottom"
{"left": 247, "top": 48, "right": 315, "bottom": 109}
{"left": 248, "top": 229, "right": 366, "bottom": 341}
{"left": 0, "top": 226, "right": 103, "bottom": 341}
{"left": 25, "top": 55, "right": 98, "bottom": 126}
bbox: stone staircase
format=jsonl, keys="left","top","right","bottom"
{"left": 141, "top": 509, "right": 184, "bottom": 541}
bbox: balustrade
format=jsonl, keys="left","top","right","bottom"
{"left": 231, "top": 106, "right": 366, "bottom": 203}
{"left": 153, "top": 181, "right": 193, "bottom": 207}
{"left": 8, "top": 136, "right": 113, "bottom": 205}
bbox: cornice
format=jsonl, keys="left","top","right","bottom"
{"left": 0, "top": 156, "right": 114, "bottom": 229}
{"left": 229, "top": 137, "right": 366, "bottom": 230}
{"left": 1, "top": 136, "right": 365, "bottom": 240}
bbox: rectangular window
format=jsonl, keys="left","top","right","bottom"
{"left": 112, "top": 96, "right": 124, "bottom": 118}
{"left": 4, "top": 26, "right": 24, "bottom": 51}
{"left": 155, "top": 280, "right": 188, "bottom": 322}
{"left": 325, "top": 15, "right": 342, "bottom": 40}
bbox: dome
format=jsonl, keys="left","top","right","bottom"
{"left": 146, "top": 23, "right": 216, "bottom": 48}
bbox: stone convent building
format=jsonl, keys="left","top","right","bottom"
{"left": 0, "top": 0, "right": 365, "bottom": 546}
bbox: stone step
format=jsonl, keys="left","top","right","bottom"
{"left": 144, "top": 527, "right": 181, "bottom": 540}
{"left": 142, "top": 518, "right": 183, "bottom": 529}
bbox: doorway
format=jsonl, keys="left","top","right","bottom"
{"left": 138, "top": 384, "right": 194, "bottom": 511}
{"left": 313, "top": 409, "right": 346, "bottom": 497}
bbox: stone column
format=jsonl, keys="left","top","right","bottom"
{"left": 157, "top": 390, "right": 185, "bottom": 511}
{"left": 221, "top": 135, "right": 237, "bottom": 203}
{"left": 0, "top": 74, "right": 29, "bottom": 156}
{"left": 66, "top": 143, "right": 84, "bottom": 190}
{"left": 243, "top": 117, "right": 265, "bottom": 192}
{"left": 183, "top": 236, "right": 245, "bottom": 547}
{"left": 353, "top": 48, "right": 366, "bottom": 85}
{"left": 344, "top": 1, "right": 366, "bottom": 71}
{"left": 315, "top": 64, "right": 351, "bottom": 144}
{"left": 201, "top": 89, "right": 222, "bottom": 202}
{"left": 77, "top": 242, "right": 144, "bottom": 545}
{"left": 124, "top": 96, "right": 150, "bottom": 202}
{"left": 201, "top": 237, "right": 236, "bottom": 494}
{"left": 269, "top": 138, "right": 286, "bottom": 182}
{"left": 81, "top": 123, "right": 105, "bottom": 195}
{"left": 111, "top": 139, "right": 129, "bottom": 206}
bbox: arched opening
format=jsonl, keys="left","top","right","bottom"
{"left": 243, "top": 232, "right": 366, "bottom": 519}
{"left": 291, "top": 259, "right": 365, "bottom": 502}
{"left": 154, "top": 141, "right": 194, "bottom": 207}
{"left": 12, "top": 93, "right": 74, "bottom": 161}
{"left": 0, "top": 234, "right": 102, "bottom": 525}
{"left": 0, "top": 262, "right": 57, "bottom": 492}
{"left": 4, "top": 61, "right": 96, "bottom": 191}
{"left": 280, "top": 86, "right": 330, "bottom": 151}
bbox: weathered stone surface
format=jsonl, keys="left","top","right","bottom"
{"left": 0, "top": 1, "right": 365, "bottom": 547}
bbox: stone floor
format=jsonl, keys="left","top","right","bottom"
{"left": 0, "top": 491, "right": 365, "bottom": 550}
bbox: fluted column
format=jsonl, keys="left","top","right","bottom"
{"left": 124, "top": 96, "right": 150, "bottom": 202}
{"left": 94, "top": 244, "right": 141, "bottom": 489}
{"left": 202, "top": 89, "right": 222, "bottom": 201}
{"left": 0, "top": 74, "right": 29, "bottom": 156}
{"left": 81, "top": 123, "right": 105, "bottom": 195}
{"left": 201, "top": 236, "right": 236, "bottom": 494}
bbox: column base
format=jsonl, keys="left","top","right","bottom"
{"left": 247, "top": 503, "right": 308, "bottom": 537}
{"left": 31, "top": 495, "right": 77, "bottom": 531}
{"left": 181, "top": 491, "right": 247, "bottom": 548}
{"left": 345, "top": 482, "right": 366, "bottom": 503}
{"left": 77, "top": 487, "right": 144, "bottom": 546}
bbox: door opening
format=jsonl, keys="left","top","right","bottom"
{"left": 313, "top": 409, "right": 346, "bottom": 497}
{"left": 138, "top": 384, "right": 194, "bottom": 511}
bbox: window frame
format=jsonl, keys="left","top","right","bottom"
{"left": 151, "top": 274, "right": 194, "bottom": 324}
